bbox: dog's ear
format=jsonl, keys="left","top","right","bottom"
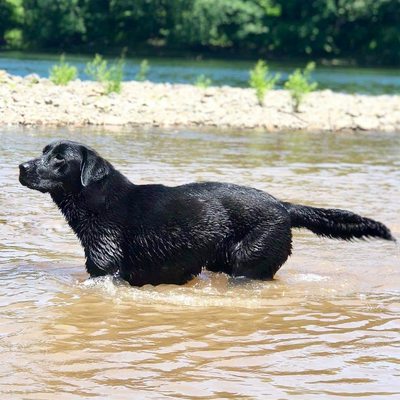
{"left": 80, "top": 148, "right": 110, "bottom": 187}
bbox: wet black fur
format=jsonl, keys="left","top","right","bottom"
{"left": 19, "top": 140, "right": 395, "bottom": 286}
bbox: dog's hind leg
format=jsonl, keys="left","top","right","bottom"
{"left": 229, "top": 220, "right": 292, "bottom": 280}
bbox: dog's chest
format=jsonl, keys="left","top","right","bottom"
{"left": 75, "top": 215, "right": 124, "bottom": 269}
{"left": 57, "top": 195, "right": 124, "bottom": 269}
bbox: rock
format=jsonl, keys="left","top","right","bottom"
{"left": 354, "top": 116, "right": 380, "bottom": 131}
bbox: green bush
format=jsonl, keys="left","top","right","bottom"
{"left": 194, "top": 74, "right": 212, "bottom": 88}
{"left": 4, "top": 28, "right": 24, "bottom": 49}
{"left": 49, "top": 54, "right": 78, "bottom": 85}
{"left": 22, "top": 0, "right": 85, "bottom": 48}
{"left": 85, "top": 54, "right": 124, "bottom": 94}
{"left": 135, "top": 59, "right": 149, "bottom": 81}
{"left": 0, "top": 0, "right": 16, "bottom": 38}
{"left": 249, "top": 60, "right": 280, "bottom": 106}
{"left": 284, "top": 62, "right": 318, "bottom": 112}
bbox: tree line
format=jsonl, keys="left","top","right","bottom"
{"left": 1, "top": 0, "right": 399, "bottom": 65}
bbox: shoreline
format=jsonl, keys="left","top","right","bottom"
{"left": 1, "top": 71, "right": 399, "bottom": 132}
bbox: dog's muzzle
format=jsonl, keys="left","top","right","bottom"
{"left": 19, "top": 161, "right": 34, "bottom": 187}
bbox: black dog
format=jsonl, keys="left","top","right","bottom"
{"left": 19, "top": 140, "right": 395, "bottom": 286}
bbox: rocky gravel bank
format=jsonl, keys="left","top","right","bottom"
{"left": 1, "top": 71, "right": 399, "bottom": 132}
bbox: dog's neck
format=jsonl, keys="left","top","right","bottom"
{"left": 50, "top": 169, "right": 130, "bottom": 223}
{"left": 50, "top": 172, "right": 130, "bottom": 275}
{"left": 51, "top": 190, "right": 89, "bottom": 224}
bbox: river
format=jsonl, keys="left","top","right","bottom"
{"left": 0, "top": 127, "right": 399, "bottom": 399}
{"left": 1, "top": 52, "right": 400, "bottom": 95}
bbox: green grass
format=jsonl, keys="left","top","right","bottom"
{"left": 135, "top": 59, "right": 149, "bottom": 81}
{"left": 85, "top": 54, "right": 124, "bottom": 94}
{"left": 284, "top": 62, "right": 318, "bottom": 112}
{"left": 249, "top": 60, "right": 280, "bottom": 106}
{"left": 194, "top": 74, "right": 212, "bottom": 88}
{"left": 49, "top": 54, "right": 78, "bottom": 86}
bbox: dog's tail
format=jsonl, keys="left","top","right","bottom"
{"left": 282, "top": 202, "right": 395, "bottom": 241}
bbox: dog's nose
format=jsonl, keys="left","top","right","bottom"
{"left": 19, "top": 162, "right": 31, "bottom": 174}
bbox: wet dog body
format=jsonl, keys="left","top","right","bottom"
{"left": 19, "top": 140, "right": 395, "bottom": 286}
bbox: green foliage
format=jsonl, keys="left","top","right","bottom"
{"left": 85, "top": 54, "right": 124, "bottom": 94}
{"left": 28, "top": 74, "right": 39, "bottom": 84}
{"left": 284, "top": 62, "right": 318, "bottom": 112}
{"left": 1, "top": 1, "right": 24, "bottom": 48}
{"left": 4, "top": 28, "right": 23, "bottom": 48}
{"left": 179, "top": 0, "right": 272, "bottom": 47}
{"left": 194, "top": 74, "right": 212, "bottom": 88}
{"left": 22, "top": 0, "right": 85, "bottom": 48}
{"left": 49, "top": 54, "right": 78, "bottom": 85}
{"left": 0, "top": 0, "right": 17, "bottom": 37}
{"left": 135, "top": 59, "right": 149, "bottom": 81}
{"left": 249, "top": 60, "right": 280, "bottom": 106}
{"left": 1, "top": 1, "right": 399, "bottom": 65}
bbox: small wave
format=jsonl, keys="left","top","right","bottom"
{"left": 79, "top": 273, "right": 288, "bottom": 308}
{"left": 296, "top": 273, "right": 330, "bottom": 282}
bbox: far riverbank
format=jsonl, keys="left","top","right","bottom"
{"left": 1, "top": 71, "right": 399, "bottom": 132}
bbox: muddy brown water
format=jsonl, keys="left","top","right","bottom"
{"left": 0, "top": 127, "right": 399, "bottom": 399}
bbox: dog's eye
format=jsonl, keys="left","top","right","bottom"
{"left": 42, "top": 145, "right": 50, "bottom": 154}
{"left": 53, "top": 154, "right": 65, "bottom": 163}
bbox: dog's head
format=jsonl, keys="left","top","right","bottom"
{"left": 19, "top": 140, "right": 110, "bottom": 194}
